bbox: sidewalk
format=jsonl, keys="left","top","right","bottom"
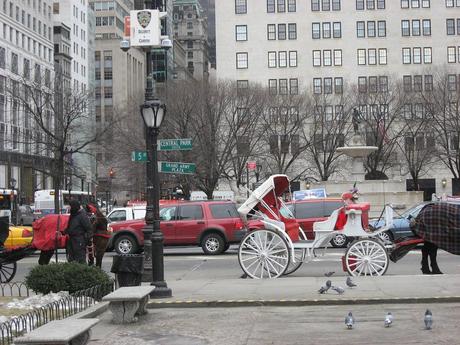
{"left": 85, "top": 274, "right": 460, "bottom": 345}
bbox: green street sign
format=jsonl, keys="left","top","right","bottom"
{"left": 131, "top": 151, "right": 147, "bottom": 162}
{"left": 159, "top": 161, "right": 196, "bottom": 174}
{"left": 158, "top": 138, "right": 192, "bottom": 151}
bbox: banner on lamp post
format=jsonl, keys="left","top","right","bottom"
{"left": 130, "top": 9, "right": 166, "bottom": 47}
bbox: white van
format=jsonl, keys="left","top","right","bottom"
{"left": 107, "top": 206, "right": 146, "bottom": 223}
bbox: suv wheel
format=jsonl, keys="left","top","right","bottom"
{"left": 114, "top": 235, "right": 139, "bottom": 254}
{"left": 201, "top": 233, "right": 225, "bottom": 255}
{"left": 330, "top": 233, "right": 348, "bottom": 248}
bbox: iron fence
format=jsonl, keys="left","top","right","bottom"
{"left": 0, "top": 283, "right": 30, "bottom": 298}
{"left": 0, "top": 281, "right": 114, "bottom": 345}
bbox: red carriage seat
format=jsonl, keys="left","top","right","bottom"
{"left": 280, "top": 215, "right": 300, "bottom": 242}
{"left": 335, "top": 203, "right": 371, "bottom": 231}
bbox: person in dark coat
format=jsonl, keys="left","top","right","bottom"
{"left": 86, "top": 204, "right": 110, "bottom": 268}
{"left": 65, "top": 200, "right": 92, "bottom": 264}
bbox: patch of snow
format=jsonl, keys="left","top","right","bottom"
{"left": 6, "top": 291, "right": 70, "bottom": 310}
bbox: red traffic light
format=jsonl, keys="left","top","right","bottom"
{"left": 109, "top": 168, "right": 115, "bottom": 178}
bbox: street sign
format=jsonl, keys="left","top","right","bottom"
{"left": 159, "top": 161, "right": 196, "bottom": 174}
{"left": 247, "top": 161, "right": 257, "bottom": 170}
{"left": 158, "top": 139, "right": 192, "bottom": 151}
{"left": 131, "top": 151, "right": 147, "bottom": 162}
{"left": 130, "top": 9, "right": 166, "bottom": 47}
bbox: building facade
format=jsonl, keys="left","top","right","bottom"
{"left": 0, "top": 0, "right": 55, "bottom": 202}
{"left": 215, "top": 0, "right": 460, "bottom": 197}
{"left": 173, "top": 0, "right": 209, "bottom": 80}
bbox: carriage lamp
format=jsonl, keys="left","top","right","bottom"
{"left": 139, "top": 99, "right": 172, "bottom": 298}
{"left": 441, "top": 178, "right": 447, "bottom": 188}
{"left": 306, "top": 182, "right": 311, "bottom": 190}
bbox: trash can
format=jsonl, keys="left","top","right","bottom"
{"left": 111, "top": 254, "right": 144, "bottom": 287}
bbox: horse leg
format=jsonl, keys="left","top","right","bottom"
{"left": 421, "top": 243, "right": 431, "bottom": 274}
{"left": 427, "top": 242, "right": 443, "bottom": 274}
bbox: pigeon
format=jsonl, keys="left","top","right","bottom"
{"left": 346, "top": 277, "right": 357, "bottom": 288}
{"left": 345, "top": 312, "right": 354, "bottom": 329}
{"left": 384, "top": 312, "right": 394, "bottom": 327}
{"left": 324, "top": 271, "right": 335, "bottom": 277}
{"left": 331, "top": 285, "right": 345, "bottom": 294}
{"left": 318, "top": 280, "right": 332, "bottom": 294}
{"left": 424, "top": 309, "right": 433, "bottom": 330}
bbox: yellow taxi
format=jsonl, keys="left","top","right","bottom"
{"left": 4, "top": 225, "right": 34, "bottom": 249}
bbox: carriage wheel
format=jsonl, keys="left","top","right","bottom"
{"left": 345, "top": 239, "right": 389, "bottom": 277}
{"left": 238, "top": 229, "right": 290, "bottom": 279}
{"left": 0, "top": 262, "right": 17, "bottom": 283}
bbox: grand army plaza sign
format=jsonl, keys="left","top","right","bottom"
{"left": 130, "top": 10, "right": 166, "bottom": 47}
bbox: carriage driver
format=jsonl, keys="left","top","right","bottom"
{"left": 335, "top": 192, "right": 357, "bottom": 230}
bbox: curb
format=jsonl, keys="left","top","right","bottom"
{"left": 70, "top": 301, "right": 110, "bottom": 319}
{"left": 147, "top": 296, "right": 460, "bottom": 308}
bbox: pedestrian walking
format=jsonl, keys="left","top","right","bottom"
{"left": 86, "top": 204, "right": 110, "bottom": 268}
{"left": 65, "top": 200, "right": 92, "bottom": 264}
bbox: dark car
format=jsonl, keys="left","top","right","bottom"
{"left": 247, "top": 198, "right": 346, "bottom": 247}
{"left": 107, "top": 201, "right": 247, "bottom": 255}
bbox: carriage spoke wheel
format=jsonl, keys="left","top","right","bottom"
{"left": 238, "top": 229, "right": 290, "bottom": 279}
{"left": 345, "top": 239, "right": 389, "bottom": 277}
{"left": 0, "top": 262, "right": 17, "bottom": 283}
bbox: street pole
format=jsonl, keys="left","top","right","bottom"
{"left": 246, "top": 168, "right": 249, "bottom": 198}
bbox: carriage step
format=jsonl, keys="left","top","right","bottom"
{"left": 293, "top": 239, "right": 315, "bottom": 249}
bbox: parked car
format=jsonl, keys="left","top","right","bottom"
{"left": 247, "top": 198, "right": 347, "bottom": 247}
{"left": 18, "top": 205, "right": 36, "bottom": 226}
{"left": 107, "top": 201, "right": 247, "bottom": 255}
{"left": 107, "top": 207, "right": 146, "bottom": 223}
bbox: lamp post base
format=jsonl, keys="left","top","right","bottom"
{"left": 150, "top": 283, "right": 172, "bottom": 298}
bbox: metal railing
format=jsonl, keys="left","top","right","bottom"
{"left": 0, "top": 281, "right": 114, "bottom": 345}
{"left": 0, "top": 283, "right": 30, "bottom": 298}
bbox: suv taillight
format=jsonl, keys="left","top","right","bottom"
{"left": 107, "top": 226, "right": 113, "bottom": 233}
{"left": 235, "top": 219, "right": 244, "bottom": 230}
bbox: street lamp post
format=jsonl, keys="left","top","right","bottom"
{"left": 9, "top": 178, "right": 17, "bottom": 225}
{"left": 140, "top": 99, "right": 172, "bottom": 298}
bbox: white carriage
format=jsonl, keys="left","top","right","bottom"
{"left": 237, "top": 174, "right": 393, "bottom": 279}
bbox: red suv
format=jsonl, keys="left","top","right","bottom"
{"left": 107, "top": 201, "right": 247, "bottom": 255}
{"left": 248, "top": 198, "right": 346, "bottom": 247}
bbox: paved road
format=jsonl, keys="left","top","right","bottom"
{"left": 11, "top": 246, "right": 460, "bottom": 283}
{"left": 90, "top": 303, "right": 460, "bottom": 345}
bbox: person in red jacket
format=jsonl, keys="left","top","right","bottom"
{"left": 335, "top": 192, "right": 357, "bottom": 230}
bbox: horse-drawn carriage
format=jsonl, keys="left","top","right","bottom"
{"left": 237, "top": 174, "right": 428, "bottom": 279}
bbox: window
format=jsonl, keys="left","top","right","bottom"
{"left": 235, "top": 25, "right": 247, "bottom": 41}
{"left": 237, "top": 80, "right": 249, "bottom": 94}
{"left": 334, "top": 49, "right": 342, "bottom": 65}
{"left": 423, "top": 19, "right": 431, "bottom": 35}
{"left": 322, "top": 22, "right": 331, "bottom": 38}
{"left": 277, "top": 0, "right": 286, "bottom": 11}
{"left": 313, "top": 50, "right": 321, "bottom": 66}
{"left": 322, "top": 0, "right": 330, "bottom": 10}
{"left": 379, "top": 48, "right": 387, "bottom": 64}
{"left": 324, "top": 77, "right": 332, "bottom": 94}
{"left": 358, "top": 76, "right": 367, "bottom": 93}
{"left": 312, "top": 23, "right": 320, "bottom": 38}
{"left": 332, "top": 0, "right": 341, "bottom": 10}
{"left": 279, "top": 51, "right": 287, "bottom": 67}
{"left": 447, "top": 19, "right": 455, "bottom": 35}
{"left": 323, "top": 50, "right": 332, "bottom": 66}
{"left": 290, "top": 78, "right": 298, "bottom": 95}
{"left": 210, "top": 204, "right": 239, "bottom": 219}
{"left": 278, "top": 24, "right": 286, "bottom": 40}
{"left": 424, "top": 75, "right": 433, "bottom": 91}
{"left": 289, "top": 51, "right": 297, "bottom": 67}
{"left": 446, "top": 0, "right": 454, "bottom": 6}
{"left": 368, "top": 49, "right": 377, "bottom": 65}
{"left": 412, "top": 0, "right": 420, "bottom": 7}
{"left": 269, "top": 79, "right": 277, "bottom": 95}
{"left": 288, "top": 23, "right": 297, "bottom": 39}
{"left": 402, "top": 20, "right": 410, "bottom": 36}
{"left": 422, "top": 0, "right": 430, "bottom": 7}
{"left": 236, "top": 52, "right": 248, "bottom": 68}
{"left": 367, "top": 21, "right": 376, "bottom": 37}
{"left": 288, "top": 0, "right": 296, "bottom": 12}
{"left": 179, "top": 205, "right": 203, "bottom": 220}
{"left": 414, "top": 75, "right": 423, "bottom": 91}
{"left": 423, "top": 47, "right": 432, "bottom": 63}
{"left": 267, "top": 24, "right": 276, "bottom": 40}
{"left": 402, "top": 48, "right": 411, "bottom": 64}
{"left": 313, "top": 78, "right": 322, "bottom": 94}
{"left": 379, "top": 76, "right": 388, "bottom": 92}
{"left": 268, "top": 51, "right": 277, "bottom": 67}
{"left": 312, "top": 0, "right": 320, "bottom": 11}
{"left": 413, "top": 47, "right": 421, "bottom": 64}
{"left": 235, "top": 0, "right": 247, "bottom": 14}
{"left": 267, "top": 0, "right": 275, "bottom": 12}
{"left": 358, "top": 49, "right": 366, "bottom": 65}
{"left": 279, "top": 79, "right": 288, "bottom": 94}
{"left": 412, "top": 20, "right": 421, "bottom": 36}
{"left": 0, "top": 47, "right": 4, "bottom": 69}
{"left": 378, "top": 21, "right": 386, "bottom": 37}
{"left": 11, "top": 52, "right": 18, "bottom": 74}
{"left": 448, "top": 46, "right": 456, "bottom": 63}
{"left": 403, "top": 75, "right": 412, "bottom": 91}
{"left": 357, "top": 21, "right": 365, "bottom": 37}
{"left": 377, "top": 0, "right": 385, "bottom": 8}
{"left": 367, "top": 0, "right": 375, "bottom": 9}
{"left": 369, "top": 76, "right": 378, "bottom": 93}
{"left": 356, "top": 0, "right": 365, "bottom": 10}
{"left": 335, "top": 77, "right": 343, "bottom": 93}
{"left": 448, "top": 75, "right": 457, "bottom": 91}
{"left": 333, "top": 22, "right": 341, "bottom": 38}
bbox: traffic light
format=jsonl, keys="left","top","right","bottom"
{"left": 109, "top": 167, "right": 115, "bottom": 179}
